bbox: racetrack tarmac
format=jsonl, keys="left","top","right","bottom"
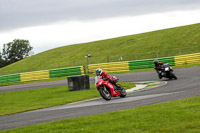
{"left": 0, "top": 66, "right": 199, "bottom": 131}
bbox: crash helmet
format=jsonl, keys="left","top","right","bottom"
{"left": 96, "top": 68, "right": 102, "bottom": 76}
{"left": 154, "top": 60, "right": 159, "bottom": 64}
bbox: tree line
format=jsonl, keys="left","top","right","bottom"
{"left": 0, "top": 39, "right": 33, "bottom": 68}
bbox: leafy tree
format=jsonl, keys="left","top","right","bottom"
{"left": 2, "top": 39, "right": 33, "bottom": 65}
{"left": 0, "top": 52, "right": 6, "bottom": 68}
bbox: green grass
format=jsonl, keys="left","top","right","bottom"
{"left": 0, "top": 82, "right": 135, "bottom": 116}
{"left": 0, "top": 23, "right": 200, "bottom": 75}
{"left": 1, "top": 96, "right": 200, "bottom": 133}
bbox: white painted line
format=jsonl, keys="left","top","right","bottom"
{"left": 28, "top": 81, "right": 167, "bottom": 113}
{"left": 126, "top": 84, "right": 147, "bottom": 93}
{"left": 31, "top": 91, "right": 182, "bottom": 112}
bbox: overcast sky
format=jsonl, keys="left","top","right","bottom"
{"left": 0, "top": 0, "right": 200, "bottom": 54}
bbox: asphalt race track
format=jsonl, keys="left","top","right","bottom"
{"left": 0, "top": 66, "right": 199, "bottom": 131}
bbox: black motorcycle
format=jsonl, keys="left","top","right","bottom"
{"left": 157, "top": 63, "right": 177, "bottom": 80}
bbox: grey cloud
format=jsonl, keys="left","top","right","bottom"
{"left": 0, "top": 0, "right": 200, "bottom": 32}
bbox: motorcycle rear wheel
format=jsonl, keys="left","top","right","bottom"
{"left": 99, "top": 87, "right": 111, "bottom": 100}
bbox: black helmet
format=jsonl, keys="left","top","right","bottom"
{"left": 154, "top": 60, "right": 159, "bottom": 64}
{"left": 96, "top": 68, "right": 102, "bottom": 76}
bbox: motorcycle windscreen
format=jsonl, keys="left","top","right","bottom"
{"left": 95, "top": 76, "right": 101, "bottom": 84}
{"left": 163, "top": 63, "right": 170, "bottom": 67}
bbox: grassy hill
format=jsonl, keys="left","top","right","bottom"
{"left": 0, "top": 23, "right": 200, "bottom": 75}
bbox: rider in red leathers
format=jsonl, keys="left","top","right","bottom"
{"left": 96, "top": 68, "right": 121, "bottom": 90}
{"left": 154, "top": 60, "right": 164, "bottom": 79}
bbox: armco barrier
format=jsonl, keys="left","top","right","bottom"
{"left": 49, "top": 66, "right": 84, "bottom": 78}
{"left": 87, "top": 52, "right": 198, "bottom": 73}
{"left": 0, "top": 66, "right": 84, "bottom": 84}
{"left": 0, "top": 53, "right": 199, "bottom": 84}
{"left": 129, "top": 57, "right": 175, "bottom": 70}
{"left": 0, "top": 74, "right": 20, "bottom": 84}
{"left": 88, "top": 61, "right": 129, "bottom": 73}
{"left": 20, "top": 70, "right": 50, "bottom": 82}
{"left": 174, "top": 53, "right": 200, "bottom": 66}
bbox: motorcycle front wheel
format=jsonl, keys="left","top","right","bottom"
{"left": 99, "top": 86, "right": 111, "bottom": 100}
{"left": 118, "top": 84, "right": 126, "bottom": 98}
{"left": 170, "top": 71, "right": 178, "bottom": 80}
{"left": 120, "top": 88, "right": 126, "bottom": 98}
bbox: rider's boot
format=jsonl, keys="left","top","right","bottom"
{"left": 159, "top": 73, "right": 162, "bottom": 79}
{"left": 115, "top": 84, "right": 122, "bottom": 90}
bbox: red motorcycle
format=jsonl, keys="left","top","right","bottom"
{"left": 95, "top": 76, "right": 126, "bottom": 100}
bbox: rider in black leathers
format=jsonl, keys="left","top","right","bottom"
{"left": 154, "top": 60, "right": 164, "bottom": 79}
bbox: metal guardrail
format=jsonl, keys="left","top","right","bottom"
{"left": 0, "top": 66, "right": 85, "bottom": 84}
{"left": 88, "top": 53, "right": 200, "bottom": 74}
{"left": 0, "top": 53, "right": 199, "bottom": 84}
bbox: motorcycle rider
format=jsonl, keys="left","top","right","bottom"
{"left": 154, "top": 60, "right": 164, "bottom": 79}
{"left": 96, "top": 68, "right": 122, "bottom": 90}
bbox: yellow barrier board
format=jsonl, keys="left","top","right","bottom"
{"left": 175, "top": 53, "right": 200, "bottom": 66}
{"left": 88, "top": 61, "right": 129, "bottom": 73}
{"left": 20, "top": 70, "right": 50, "bottom": 82}
{"left": 80, "top": 66, "right": 85, "bottom": 75}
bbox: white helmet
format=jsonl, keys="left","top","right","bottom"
{"left": 96, "top": 68, "right": 102, "bottom": 76}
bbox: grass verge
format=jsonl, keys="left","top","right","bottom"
{"left": 1, "top": 96, "right": 200, "bottom": 133}
{"left": 0, "top": 82, "right": 135, "bottom": 116}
